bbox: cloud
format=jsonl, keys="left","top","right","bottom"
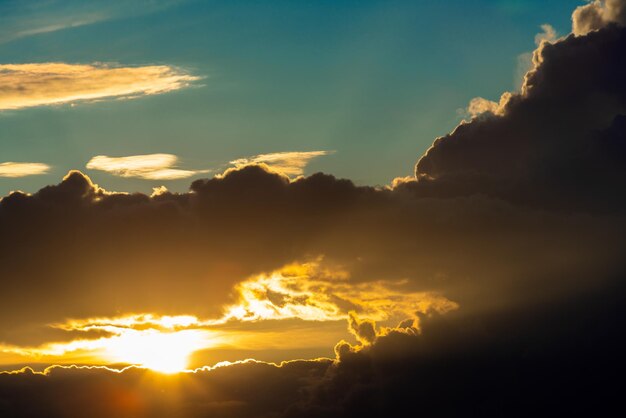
{"left": 573, "top": 0, "right": 626, "bottom": 35}
{"left": 0, "top": 360, "right": 334, "bottom": 418}
{"left": 347, "top": 313, "right": 377, "bottom": 345}
{"left": 301, "top": 282, "right": 626, "bottom": 417}
{"left": 0, "top": 162, "right": 50, "bottom": 177}
{"left": 0, "top": 262, "right": 456, "bottom": 368}
{"left": 230, "top": 151, "right": 333, "bottom": 177}
{"left": 534, "top": 23, "right": 558, "bottom": 45}
{"left": 86, "top": 154, "right": 208, "bottom": 180}
{"left": 2, "top": 284, "right": 626, "bottom": 418}
{"left": 0, "top": 0, "right": 182, "bottom": 44}
{"left": 463, "top": 93, "right": 512, "bottom": 118}
{"left": 222, "top": 262, "right": 457, "bottom": 324}
{"left": 515, "top": 24, "right": 559, "bottom": 89}
{"left": 0, "top": 167, "right": 622, "bottom": 352}
{"left": 0, "top": 63, "right": 199, "bottom": 111}
{"left": 415, "top": 24, "right": 626, "bottom": 211}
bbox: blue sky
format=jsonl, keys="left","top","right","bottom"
{"left": 0, "top": 0, "right": 582, "bottom": 194}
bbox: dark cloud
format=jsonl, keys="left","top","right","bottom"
{"left": 2, "top": 280, "right": 625, "bottom": 417}
{"left": 0, "top": 360, "right": 332, "bottom": 418}
{"left": 414, "top": 24, "right": 626, "bottom": 211}
{"left": 290, "top": 277, "right": 626, "bottom": 417}
{"left": 347, "top": 313, "right": 377, "bottom": 345}
{"left": 2, "top": 165, "right": 622, "bottom": 347}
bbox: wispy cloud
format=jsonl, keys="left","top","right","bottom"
{"left": 86, "top": 154, "right": 208, "bottom": 180}
{"left": 0, "top": 0, "right": 182, "bottom": 44}
{"left": 230, "top": 151, "right": 334, "bottom": 177}
{"left": 0, "top": 162, "right": 50, "bottom": 177}
{"left": 0, "top": 62, "right": 199, "bottom": 111}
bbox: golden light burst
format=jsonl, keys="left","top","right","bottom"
{"left": 0, "top": 315, "right": 217, "bottom": 374}
{"left": 102, "top": 328, "right": 207, "bottom": 374}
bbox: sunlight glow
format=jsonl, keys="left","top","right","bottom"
{"left": 0, "top": 315, "right": 216, "bottom": 374}
{"left": 103, "top": 329, "right": 207, "bottom": 374}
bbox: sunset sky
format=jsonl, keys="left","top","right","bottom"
{"left": 1, "top": 1, "right": 626, "bottom": 417}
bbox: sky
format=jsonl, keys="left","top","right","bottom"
{"left": 1, "top": 1, "right": 626, "bottom": 417}
{"left": 0, "top": 0, "right": 581, "bottom": 194}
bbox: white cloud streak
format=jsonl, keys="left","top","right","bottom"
{"left": 0, "top": 0, "right": 182, "bottom": 44}
{"left": 86, "top": 154, "right": 208, "bottom": 180}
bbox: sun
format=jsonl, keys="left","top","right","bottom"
{"left": 104, "top": 329, "right": 207, "bottom": 374}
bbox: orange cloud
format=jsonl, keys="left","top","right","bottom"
{"left": 0, "top": 162, "right": 50, "bottom": 177}
{"left": 0, "top": 62, "right": 199, "bottom": 110}
{"left": 223, "top": 262, "right": 458, "bottom": 324}
{"left": 86, "top": 154, "right": 209, "bottom": 180}
{"left": 230, "top": 151, "right": 333, "bottom": 177}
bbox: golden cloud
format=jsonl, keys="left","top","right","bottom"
{"left": 0, "top": 262, "right": 458, "bottom": 371}
{"left": 0, "top": 162, "right": 50, "bottom": 177}
{"left": 222, "top": 262, "right": 458, "bottom": 324}
{"left": 230, "top": 151, "right": 333, "bottom": 177}
{"left": 86, "top": 154, "right": 209, "bottom": 180}
{"left": 0, "top": 62, "right": 199, "bottom": 110}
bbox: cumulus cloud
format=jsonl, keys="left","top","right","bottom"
{"left": 86, "top": 154, "right": 208, "bottom": 180}
{"left": 515, "top": 24, "right": 559, "bottom": 89}
{"left": 573, "top": 0, "right": 626, "bottom": 35}
{"left": 415, "top": 24, "right": 626, "bottom": 211}
{"left": 230, "top": 151, "right": 333, "bottom": 177}
{"left": 0, "top": 162, "right": 50, "bottom": 177}
{"left": 0, "top": 63, "right": 199, "bottom": 111}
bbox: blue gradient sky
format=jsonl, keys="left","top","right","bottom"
{"left": 0, "top": 0, "right": 582, "bottom": 194}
